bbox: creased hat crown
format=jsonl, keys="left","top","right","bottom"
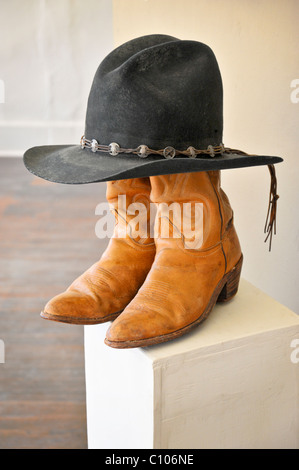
{"left": 23, "top": 34, "right": 283, "bottom": 187}
{"left": 85, "top": 34, "right": 223, "bottom": 151}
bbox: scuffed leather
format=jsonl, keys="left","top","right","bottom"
{"left": 105, "top": 171, "right": 242, "bottom": 345}
{"left": 43, "top": 178, "right": 156, "bottom": 323}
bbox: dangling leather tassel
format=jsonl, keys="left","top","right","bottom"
{"left": 264, "top": 164, "right": 279, "bottom": 251}
{"left": 224, "top": 148, "right": 280, "bottom": 251}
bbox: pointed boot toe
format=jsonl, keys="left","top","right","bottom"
{"left": 41, "top": 290, "right": 121, "bottom": 325}
{"left": 104, "top": 311, "right": 146, "bottom": 348}
{"left": 104, "top": 302, "right": 179, "bottom": 348}
{"left": 104, "top": 308, "right": 153, "bottom": 348}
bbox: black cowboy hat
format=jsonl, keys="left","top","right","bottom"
{"left": 23, "top": 34, "right": 283, "bottom": 185}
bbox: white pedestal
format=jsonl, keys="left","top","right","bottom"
{"left": 84, "top": 280, "right": 299, "bottom": 449}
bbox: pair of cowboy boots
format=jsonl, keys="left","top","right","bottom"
{"left": 42, "top": 170, "right": 242, "bottom": 348}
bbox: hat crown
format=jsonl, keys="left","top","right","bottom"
{"left": 85, "top": 35, "right": 223, "bottom": 151}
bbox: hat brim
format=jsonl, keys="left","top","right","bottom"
{"left": 23, "top": 144, "right": 283, "bottom": 184}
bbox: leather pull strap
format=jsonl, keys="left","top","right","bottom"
{"left": 264, "top": 164, "right": 279, "bottom": 251}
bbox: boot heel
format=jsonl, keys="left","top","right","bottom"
{"left": 217, "top": 255, "right": 243, "bottom": 303}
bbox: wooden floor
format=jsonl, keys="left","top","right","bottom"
{"left": 0, "top": 157, "right": 108, "bottom": 449}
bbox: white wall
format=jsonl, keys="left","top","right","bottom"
{"left": 0, "top": 0, "right": 114, "bottom": 155}
{"left": 112, "top": 0, "right": 299, "bottom": 315}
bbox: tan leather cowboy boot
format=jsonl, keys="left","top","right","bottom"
{"left": 105, "top": 170, "right": 243, "bottom": 348}
{"left": 41, "top": 178, "right": 155, "bottom": 324}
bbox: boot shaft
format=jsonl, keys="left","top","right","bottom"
{"left": 149, "top": 171, "right": 234, "bottom": 250}
{"left": 106, "top": 178, "right": 153, "bottom": 245}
